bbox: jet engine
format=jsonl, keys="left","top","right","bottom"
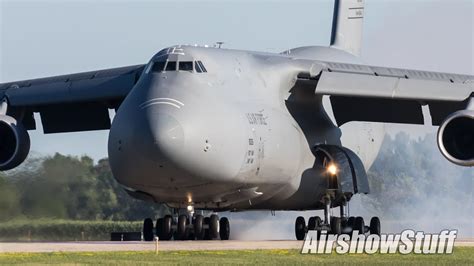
{"left": 437, "top": 110, "right": 474, "bottom": 166}
{"left": 0, "top": 115, "right": 30, "bottom": 171}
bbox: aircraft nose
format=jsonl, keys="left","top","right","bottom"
{"left": 143, "top": 112, "right": 184, "bottom": 162}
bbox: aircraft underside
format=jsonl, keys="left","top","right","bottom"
{"left": 136, "top": 143, "right": 382, "bottom": 241}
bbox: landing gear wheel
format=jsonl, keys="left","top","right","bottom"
{"left": 194, "top": 215, "right": 205, "bottom": 240}
{"left": 331, "top": 217, "right": 342, "bottom": 235}
{"left": 203, "top": 217, "right": 211, "bottom": 240}
{"left": 343, "top": 216, "right": 354, "bottom": 234}
{"left": 295, "top": 216, "right": 306, "bottom": 240}
{"left": 347, "top": 216, "right": 355, "bottom": 228}
{"left": 177, "top": 215, "right": 188, "bottom": 240}
{"left": 161, "top": 215, "right": 173, "bottom": 240}
{"left": 354, "top": 216, "right": 365, "bottom": 235}
{"left": 143, "top": 218, "right": 154, "bottom": 241}
{"left": 155, "top": 218, "right": 163, "bottom": 239}
{"left": 308, "top": 216, "right": 321, "bottom": 230}
{"left": 370, "top": 217, "right": 381, "bottom": 236}
{"left": 308, "top": 217, "right": 316, "bottom": 230}
{"left": 219, "top": 217, "right": 230, "bottom": 240}
{"left": 209, "top": 214, "right": 219, "bottom": 239}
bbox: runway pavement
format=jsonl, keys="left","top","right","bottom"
{"left": 1, "top": 239, "right": 473, "bottom": 253}
{"left": 0, "top": 241, "right": 301, "bottom": 253}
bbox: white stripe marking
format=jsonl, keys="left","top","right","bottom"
{"left": 140, "top": 101, "right": 181, "bottom": 109}
{"left": 139, "top": 98, "right": 184, "bottom": 109}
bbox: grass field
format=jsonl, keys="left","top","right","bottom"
{"left": 1, "top": 248, "right": 473, "bottom": 265}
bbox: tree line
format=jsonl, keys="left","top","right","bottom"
{"left": 0, "top": 132, "right": 472, "bottom": 222}
{"left": 0, "top": 154, "right": 167, "bottom": 221}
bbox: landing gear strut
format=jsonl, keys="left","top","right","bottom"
{"left": 143, "top": 213, "right": 231, "bottom": 241}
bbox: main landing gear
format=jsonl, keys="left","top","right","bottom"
{"left": 143, "top": 214, "right": 230, "bottom": 241}
{"left": 294, "top": 198, "right": 381, "bottom": 240}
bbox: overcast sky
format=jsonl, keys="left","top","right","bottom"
{"left": 1, "top": 0, "right": 473, "bottom": 161}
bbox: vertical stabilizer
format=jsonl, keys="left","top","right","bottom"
{"left": 330, "top": 0, "right": 364, "bottom": 57}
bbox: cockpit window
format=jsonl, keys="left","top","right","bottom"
{"left": 195, "top": 61, "right": 203, "bottom": 73}
{"left": 165, "top": 61, "right": 176, "bottom": 71}
{"left": 150, "top": 59, "right": 206, "bottom": 74}
{"left": 152, "top": 61, "right": 166, "bottom": 73}
{"left": 197, "top": 61, "right": 207, "bottom": 72}
{"left": 179, "top": 61, "right": 193, "bottom": 71}
{"left": 156, "top": 48, "right": 169, "bottom": 57}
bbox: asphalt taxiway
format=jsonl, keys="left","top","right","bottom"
{"left": 1, "top": 239, "right": 473, "bottom": 253}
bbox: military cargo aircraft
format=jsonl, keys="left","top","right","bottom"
{"left": 0, "top": 0, "right": 472, "bottom": 241}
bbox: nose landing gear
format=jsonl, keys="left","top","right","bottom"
{"left": 143, "top": 213, "right": 230, "bottom": 241}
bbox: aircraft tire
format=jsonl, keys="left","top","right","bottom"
{"left": 308, "top": 217, "right": 316, "bottom": 230}
{"left": 295, "top": 216, "right": 306, "bottom": 240}
{"left": 161, "top": 215, "right": 173, "bottom": 240}
{"left": 315, "top": 216, "right": 322, "bottom": 228}
{"left": 203, "top": 217, "right": 211, "bottom": 240}
{"left": 155, "top": 218, "right": 163, "bottom": 239}
{"left": 194, "top": 215, "right": 205, "bottom": 240}
{"left": 370, "top": 217, "right": 381, "bottom": 236}
{"left": 354, "top": 217, "right": 365, "bottom": 235}
{"left": 177, "top": 215, "right": 188, "bottom": 240}
{"left": 219, "top": 217, "right": 230, "bottom": 240}
{"left": 209, "top": 214, "right": 219, "bottom": 239}
{"left": 143, "top": 218, "right": 154, "bottom": 241}
{"left": 331, "top": 217, "right": 342, "bottom": 235}
{"left": 347, "top": 216, "right": 355, "bottom": 228}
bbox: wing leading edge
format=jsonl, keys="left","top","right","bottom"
{"left": 0, "top": 65, "right": 145, "bottom": 133}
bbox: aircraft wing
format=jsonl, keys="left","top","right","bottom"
{"left": 0, "top": 64, "right": 145, "bottom": 133}
{"left": 297, "top": 61, "right": 474, "bottom": 126}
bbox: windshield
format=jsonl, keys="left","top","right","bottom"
{"left": 149, "top": 60, "right": 207, "bottom": 73}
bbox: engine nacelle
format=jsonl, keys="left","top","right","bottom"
{"left": 0, "top": 115, "right": 31, "bottom": 171}
{"left": 437, "top": 110, "right": 474, "bottom": 167}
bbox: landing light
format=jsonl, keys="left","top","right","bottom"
{"left": 187, "top": 205, "right": 194, "bottom": 212}
{"left": 327, "top": 163, "right": 338, "bottom": 176}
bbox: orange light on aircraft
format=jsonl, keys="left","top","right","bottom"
{"left": 187, "top": 193, "right": 193, "bottom": 203}
{"left": 327, "top": 163, "right": 338, "bottom": 176}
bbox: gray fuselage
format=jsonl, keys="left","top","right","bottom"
{"left": 108, "top": 45, "right": 384, "bottom": 211}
